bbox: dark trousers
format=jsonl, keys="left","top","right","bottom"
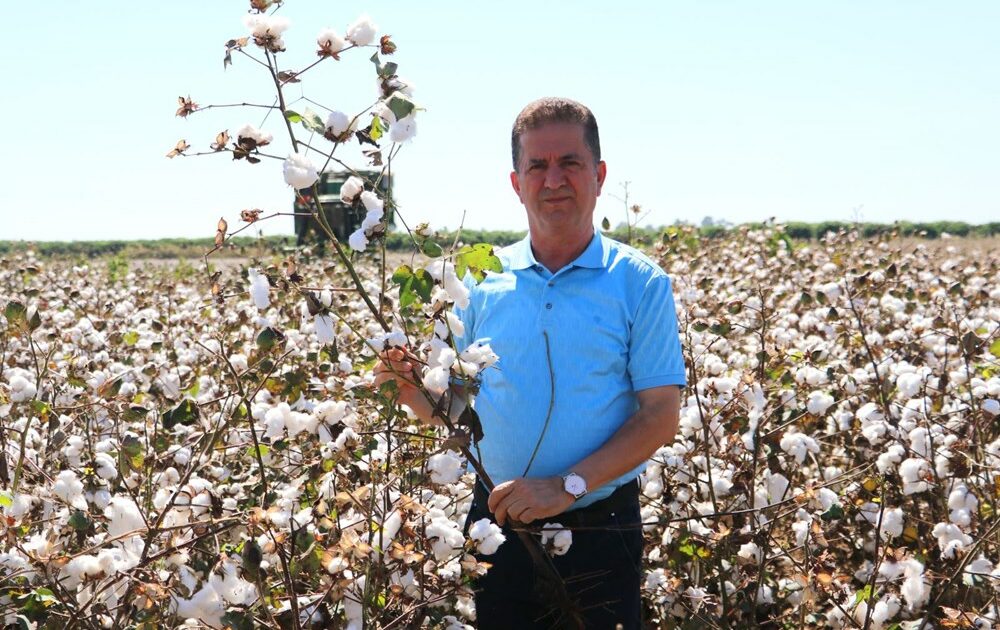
{"left": 466, "top": 480, "right": 644, "bottom": 630}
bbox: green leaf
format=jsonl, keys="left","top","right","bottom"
{"left": 421, "top": 239, "right": 443, "bottom": 258}
{"left": 709, "top": 321, "right": 731, "bottom": 337}
{"left": 256, "top": 327, "right": 284, "bottom": 352}
{"left": 68, "top": 510, "right": 90, "bottom": 531}
{"left": 183, "top": 378, "right": 201, "bottom": 398}
{"left": 0, "top": 492, "right": 12, "bottom": 509}
{"left": 821, "top": 503, "right": 844, "bottom": 522}
{"left": 121, "top": 435, "right": 145, "bottom": 471}
{"left": 32, "top": 588, "right": 56, "bottom": 604}
{"left": 455, "top": 243, "right": 503, "bottom": 283}
{"left": 162, "top": 399, "right": 200, "bottom": 429}
{"left": 241, "top": 539, "right": 263, "bottom": 581}
{"left": 221, "top": 611, "right": 254, "bottom": 630}
{"left": 601, "top": 217, "right": 611, "bottom": 231}
{"left": 248, "top": 444, "right": 270, "bottom": 459}
{"left": 123, "top": 405, "right": 149, "bottom": 422}
{"left": 855, "top": 584, "right": 876, "bottom": 605}
{"left": 989, "top": 338, "right": 1000, "bottom": 359}
{"left": 370, "top": 115, "right": 384, "bottom": 141}
{"left": 411, "top": 269, "right": 434, "bottom": 302}
{"left": 4, "top": 300, "right": 27, "bottom": 328}
{"left": 392, "top": 265, "right": 434, "bottom": 308}
{"left": 385, "top": 93, "right": 415, "bottom": 122}
{"left": 284, "top": 110, "right": 303, "bottom": 123}
{"left": 123, "top": 330, "right": 139, "bottom": 346}
{"left": 301, "top": 108, "right": 326, "bottom": 134}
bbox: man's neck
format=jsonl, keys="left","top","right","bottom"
{"left": 529, "top": 228, "right": 595, "bottom": 273}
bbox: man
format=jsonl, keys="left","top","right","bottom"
{"left": 376, "top": 97, "right": 685, "bottom": 629}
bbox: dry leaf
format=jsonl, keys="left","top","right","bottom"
{"left": 211, "top": 130, "right": 229, "bottom": 152}
{"left": 166, "top": 139, "right": 190, "bottom": 159}
{"left": 240, "top": 208, "right": 262, "bottom": 223}
{"left": 175, "top": 95, "right": 198, "bottom": 118}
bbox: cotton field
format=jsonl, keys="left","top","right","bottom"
{"left": 1, "top": 227, "right": 998, "bottom": 629}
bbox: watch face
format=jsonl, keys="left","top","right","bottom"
{"left": 565, "top": 474, "right": 586, "bottom": 496}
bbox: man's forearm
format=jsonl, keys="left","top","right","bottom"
{"left": 570, "top": 388, "right": 680, "bottom": 492}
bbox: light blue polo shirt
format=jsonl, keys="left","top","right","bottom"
{"left": 453, "top": 231, "right": 686, "bottom": 508}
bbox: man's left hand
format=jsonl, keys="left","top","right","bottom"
{"left": 487, "top": 477, "right": 576, "bottom": 526}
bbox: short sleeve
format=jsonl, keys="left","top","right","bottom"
{"left": 627, "top": 273, "right": 687, "bottom": 391}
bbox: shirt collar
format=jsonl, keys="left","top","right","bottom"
{"left": 506, "top": 231, "right": 607, "bottom": 271}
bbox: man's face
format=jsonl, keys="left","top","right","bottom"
{"left": 510, "top": 122, "right": 607, "bottom": 234}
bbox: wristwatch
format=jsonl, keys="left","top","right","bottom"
{"left": 561, "top": 472, "right": 588, "bottom": 499}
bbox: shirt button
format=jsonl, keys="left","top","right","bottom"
{"left": 545, "top": 303, "right": 553, "bottom": 309}
{"left": 547, "top": 281, "right": 555, "bottom": 287}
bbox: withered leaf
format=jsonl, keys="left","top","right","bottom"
{"left": 175, "top": 95, "right": 198, "bottom": 118}
{"left": 215, "top": 217, "right": 228, "bottom": 247}
{"left": 166, "top": 139, "right": 190, "bottom": 159}
{"left": 379, "top": 35, "right": 397, "bottom": 55}
{"left": 355, "top": 126, "right": 380, "bottom": 148}
{"left": 304, "top": 291, "right": 323, "bottom": 316}
{"left": 240, "top": 208, "right": 263, "bottom": 223}
{"left": 211, "top": 130, "right": 229, "bottom": 152}
{"left": 277, "top": 70, "right": 300, "bottom": 84}
{"left": 363, "top": 148, "right": 383, "bottom": 166}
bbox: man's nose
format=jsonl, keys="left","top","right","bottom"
{"left": 543, "top": 165, "right": 566, "bottom": 189}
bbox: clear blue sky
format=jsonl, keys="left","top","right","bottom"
{"left": 3, "top": 1, "right": 998, "bottom": 241}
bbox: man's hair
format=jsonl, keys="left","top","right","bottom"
{"left": 511, "top": 97, "right": 601, "bottom": 171}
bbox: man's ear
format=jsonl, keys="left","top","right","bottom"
{"left": 595, "top": 161, "right": 607, "bottom": 195}
{"left": 509, "top": 171, "right": 522, "bottom": 199}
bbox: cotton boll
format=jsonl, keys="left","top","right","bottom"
{"left": 898, "top": 458, "right": 930, "bottom": 495}
{"left": 982, "top": 399, "right": 1000, "bottom": 416}
{"left": 359, "top": 190, "right": 384, "bottom": 214}
{"left": 389, "top": 115, "right": 417, "bottom": 143}
{"left": 325, "top": 110, "right": 353, "bottom": 138}
{"left": 468, "top": 518, "right": 506, "bottom": 555}
{"left": 779, "top": 430, "right": 820, "bottom": 464}
{"left": 541, "top": 523, "right": 572, "bottom": 556}
{"left": 424, "top": 260, "right": 470, "bottom": 309}
{"left": 94, "top": 452, "right": 118, "bottom": 480}
{"left": 806, "top": 390, "right": 835, "bottom": 416}
{"left": 876, "top": 444, "right": 905, "bottom": 474}
{"left": 172, "top": 580, "right": 225, "bottom": 628}
{"left": 104, "top": 496, "right": 146, "bottom": 538}
{"left": 948, "top": 483, "right": 978, "bottom": 527}
{"left": 880, "top": 507, "right": 904, "bottom": 540}
{"left": 932, "top": 522, "right": 973, "bottom": 558}
{"left": 425, "top": 513, "right": 465, "bottom": 560}
{"left": 340, "top": 175, "right": 364, "bottom": 203}
{"left": 423, "top": 366, "right": 450, "bottom": 396}
{"left": 283, "top": 153, "right": 319, "bottom": 189}
{"left": 901, "top": 559, "right": 929, "bottom": 611}
{"left": 738, "top": 541, "right": 763, "bottom": 563}
{"left": 360, "top": 208, "right": 383, "bottom": 231}
{"left": 963, "top": 556, "right": 995, "bottom": 585}
{"left": 460, "top": 341, "right": 499, "bottom": 370}
{"left": 53, "top": 470, "right": 88, "bottom": 511}
{"left": 345, "top": 14, "right": 377, "bottom": 46}
{"left": 427, "top": 450, "right": 464, "bottom": 484}
{"left": 316, "top": 28, "right": 345, "bottom": 55}
{"left": 247, "top": 268, "right": 270, "bottom": 310}
{"left": 235, "top": 123, "right": 273, "bottom": 147}
{"left": 348, "top": 228, "right": 368, "bottom": 252}
{"left": 314, "top": 314, "right": 335, "bottom": 344}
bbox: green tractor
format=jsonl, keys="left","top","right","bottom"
{"left": 294, "top": 170, "right": 393, "bottom": 246}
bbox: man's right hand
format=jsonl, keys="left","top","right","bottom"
{"left": 373, "top": 347, "right": 421, "bottom": 407}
